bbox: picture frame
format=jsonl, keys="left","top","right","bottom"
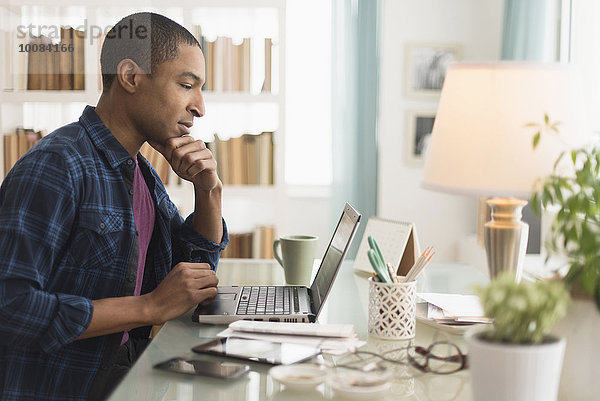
{"left": 404, "top": 43, "right": 462, "bottom": 99}
{"left": 405, "top": 110, "right": 436, "bottom": 165}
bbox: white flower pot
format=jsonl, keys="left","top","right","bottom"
{"left": 466, "top": 331, "right": 566, "bottom": 401}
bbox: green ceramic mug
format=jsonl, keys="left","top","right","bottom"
{"left": 273, "top": 235, "right": 318, "bottom": 285}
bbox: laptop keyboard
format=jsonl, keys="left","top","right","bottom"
{"left": 236, "top": 286, "right": 300, "bottom": 315}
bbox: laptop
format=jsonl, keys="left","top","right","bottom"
{"left": 192, "top": 203, "right": 362, "bottom": 324}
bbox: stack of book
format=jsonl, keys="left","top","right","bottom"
{"left": 194, "top": 27, "right": 273, "bottom": 93}
{"left": 221, "top": 225, "right": 275, "bottom": 259}
{"left": 207, "top": 132, "right": 274, "bottom": 186}
{"left": 24, "top": 27, "right": 85, "bottom": 91}
{"left": 3, "top": 127, "right": 45, "bottom": 176}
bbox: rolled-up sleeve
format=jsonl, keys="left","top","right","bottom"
{"left": 0, "top": 151, "right": 93, "bottom": 353}
{"left": 173, "top": 214, "right": 229, "bottom": 270}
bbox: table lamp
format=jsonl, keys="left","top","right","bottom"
{"left": 422, "top": 62, "right": 587, "bottom": 281}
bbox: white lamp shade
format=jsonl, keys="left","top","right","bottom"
{"left": 422, "top": 62, "right": 588, "bottom": 198}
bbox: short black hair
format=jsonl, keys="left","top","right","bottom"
{"left": 100, "top": 12, "right": 201, "bottom": 90}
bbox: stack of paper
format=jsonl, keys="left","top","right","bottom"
{"left": 217, "top": 321, "right": 365, "bottom": 355}
{"left": 416, "top": 293, "right": 492, "bottom": 325}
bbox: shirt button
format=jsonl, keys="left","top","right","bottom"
{"left": 127, "top": 159, "right": 134, "bottom": 166}
{"left": 129, "top": 188, "right": 134, "bottom": 196}
{"left": 99, "top": 223, "right": 106, "bottom": 230}
{"left": 127, "top": 276, "right": 135, "bottom": 283}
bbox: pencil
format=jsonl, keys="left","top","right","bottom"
{"left": 406, "top": 250, "right": 435, "bottom": 282}
{"left": 386, "top": 263, "right": 399, "bottom": 283}
{"left": 406, "top": 247, "right": 430, "bottom": 277}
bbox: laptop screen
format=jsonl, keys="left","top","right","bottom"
{"left": 310, "top": 203, "right": 361, "bottom": 316}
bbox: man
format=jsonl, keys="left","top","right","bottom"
{"left": 0, "top": 13, "right": 228, "bottom": 400}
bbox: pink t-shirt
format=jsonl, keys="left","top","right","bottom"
{"left": 121, "top": 159, "right": 155, "bottom": 345}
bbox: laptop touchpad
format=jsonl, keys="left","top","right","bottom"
{"left": 216, "top": 293, "right": 237, "bottom": 301}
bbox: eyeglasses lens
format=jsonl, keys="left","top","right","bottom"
{"left": 428, "top": 343, "right": 463, "bottom": 374}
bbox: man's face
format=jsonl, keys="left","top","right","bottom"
{"left": 131, "top": 44, "right": 205, "bottom": 146}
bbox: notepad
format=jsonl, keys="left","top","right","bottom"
{"left": 220, "top": 321, "right": 365, "bottom": 355}
{"left": 228, "top": 320, "right": 355, "bottom": 338}
{"left": 353, "top": 217, "right": 421, "bottom": 277}
{"left": 417, "top": 293, "right": 485, "bottom": 318}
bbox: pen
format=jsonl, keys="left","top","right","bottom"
{"left": 368, "top": 236, "right": 386, "bottom": 269}
{"left": 368, "top": 249, "right": 391, "bottom": 283}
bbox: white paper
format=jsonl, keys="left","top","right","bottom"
{"left": 229, "top": 320, "right": 355, "bottom": 338}
{"left": 417, "top": 293, "right": 485, "bottom": 318}
{"left": 217, "top": 328, "right": 365, "bottom": 356}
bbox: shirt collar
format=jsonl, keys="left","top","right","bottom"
{"left": 79, "top": 105, "right": 136, "bottom": 169}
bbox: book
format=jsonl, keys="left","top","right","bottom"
{"left": 212, "top": 36, "right": 225, "bottom": 92}
{"left": 204, "top": 39, "right": 214, "bottom": 91}
{"left": 3, "top": 134, "right": 18, "bottom": 176}
{"left": 240, "top": 38, "right": 251, "bottom": 92}
{"left": 0, "top": 31, "right": 10, "bottom": 90}
{"left": 261, "top": 225, "right": 275, "bottom": 259}
{"left": 46, "top": 45, "right": 58, "bottom": 90}
{"left": 38, "top": 35, "right": 52, "bottom": 90}
{"left": 229, "top": 135, "right": 244, "bottom": 185}
{"left": 222, "top": 36, "right": 233, "bottom": 92}
{"left": 14, "top": 33, "right": 29, "bottom": 90}
{"left": 262, "top": 38, "right": 272, "bottom": 93}
{"left": 243, "top": 134, "right": 258, "bottom": 185}
{"left": 72, "top": 29, "right": 85, "bottom": 90}
{"left": 232, "top": 40, "right": 241, "bottom": 92}
{"left": 27, "top": 36, "right": 42, "bottom": 90}
{"left": 59, "top": 27, "right": 74, "bottom": 90}
{"left": 258, "top": 131, "right": 274, "bottom": 185}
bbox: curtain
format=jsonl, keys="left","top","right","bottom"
{"left": 331, "top": 0, "right": 381, "bottom": 257}
{"left": 502, "top": 0, "right": 562, "bottom": 253}
{"left": 501, "top": 0, "right": 561, "bottom": 61}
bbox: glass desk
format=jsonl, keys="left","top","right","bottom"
{"left": 107, "top": 260, "right": 489, "bottom": 401}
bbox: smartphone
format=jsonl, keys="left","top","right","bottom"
{"left": 153, "top": 357, "right": 249, "bottom": 379}
{"left": 192, "top": 337, "right": 321, "bottom": 365}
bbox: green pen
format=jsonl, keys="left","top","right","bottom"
{"left": 368, "top": 236, "right": 386, "bottom": 268}
{"left": 368, "top": 249, "right": 391, "bottom": 283}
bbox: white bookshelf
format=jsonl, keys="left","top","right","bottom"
{"left": 0, "top": 0, "right": 287, "bottom": 240}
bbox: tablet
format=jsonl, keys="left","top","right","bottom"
{"left": 192, "top": 337, "right": 321, "bottom": 365}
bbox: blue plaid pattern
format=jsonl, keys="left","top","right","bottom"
{"left": 0, "top": 106, "right": 229, "bottom": 400}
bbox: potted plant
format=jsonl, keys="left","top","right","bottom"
{"left": 529, "top": 131, "right": 600, "bottom": 400}
{"left": 467, "top": 272, "right": 569, "bottom": 401}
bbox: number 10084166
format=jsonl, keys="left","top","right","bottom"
{"left": 19, "top": 43, "right": 74, "bottom": 53}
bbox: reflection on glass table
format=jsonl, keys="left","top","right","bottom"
{"left": 107, "top": 260, "right": 487, "bottom": 401}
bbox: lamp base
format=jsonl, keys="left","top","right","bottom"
{"left": 484, "top": 198, "right": 529, "bottom": 281}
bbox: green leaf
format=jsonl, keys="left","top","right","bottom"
{"left": 524, "top": 122, "right": 540, "bottom": 128}
{"left": 531, "top": 193, "right": 540, "bottom": 215}
{"left": 544, "top": 113, "right": 550, "bottom": 124}
{"left": 565, "top": 263, "right": 583, "bottom": 285}
{"left": 533, "top": 132, "right": 541, "bottom": 149}
{"left": 571, "top": 150, "right": 577, "bottom": 165}
{"left": 580, "top": 268, "right": 597, "bottom": 294}
{"left": 553, "top": 151, "right": 565, "bottom": 171}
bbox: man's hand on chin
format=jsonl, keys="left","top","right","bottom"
{"left": 149, "top": 137, "right": 222, "bottom": 192}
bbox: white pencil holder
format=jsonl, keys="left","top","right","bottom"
{"left": 368, "top": 277, "right": 416, "bottom": 340}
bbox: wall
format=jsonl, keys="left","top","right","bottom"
{"left": 378, "top": 0, "right": 505, "bottom": 262}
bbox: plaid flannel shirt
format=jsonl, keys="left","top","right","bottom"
{"left": 0, "top": 106, "right": 228, "bottom": 400}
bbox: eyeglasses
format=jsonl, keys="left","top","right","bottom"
{"left": 406, "top": 341, "right": 468, "bottom": 374}
{"left": 327, "top": 341, "right": 468, "bottom": 376}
